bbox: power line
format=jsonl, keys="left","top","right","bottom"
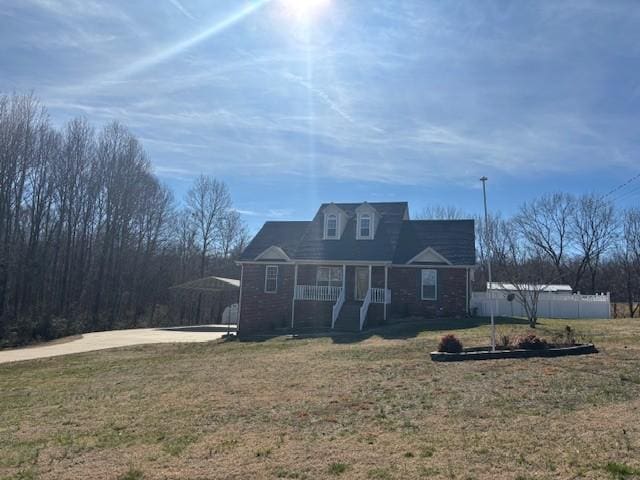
{"left": 601, "top": 171, "right": 640, "bottom": 200}
{"left": 611, "top": 183, "right": 640, "bottom": 203}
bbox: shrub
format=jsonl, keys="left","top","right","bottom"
{"left": 498, "top": 334, "right": 512, "bottom": 349}
{"left": 328, "top": 463, "right": 348, "bottom": 475}
{"left": 563, "top": 325, "right": 576, "bottom": 345}
{"left": 514, "top": 333, "right": 548, "bottom": 350}
{"left": 437, "top": 334, "right": 463, "bottom": 353}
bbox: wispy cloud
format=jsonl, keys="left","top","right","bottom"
{"left": 2, "top": 0, "right": 639, "bottom": 225}
{"left": 167, "top": 0, "right": 195, "bottom": 20}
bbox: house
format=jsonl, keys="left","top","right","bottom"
{"left": 236, "top": 202, "right": 475, "bottom": 336}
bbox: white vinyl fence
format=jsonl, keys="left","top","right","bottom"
{"left": 471, "top": 292, "right": 611, "bottom": 319}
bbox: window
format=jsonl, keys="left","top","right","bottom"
{"left": 264, "top": 265, "right": 278, "bottom": 293}
{"left": 325, "top": 214, "right": 338, "bottom": 239}
{"left": 421, "top": 269, "right": 437, "bottom": 300}
{"left": 359, "top": 214, "right": 371, "bottom": 238}
{"left": 317, "top": 266, "right": 343, "bottom": 287}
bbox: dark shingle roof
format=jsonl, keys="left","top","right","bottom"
{"left": 239, "top": 221, "right": 309, "bottom": 261}
{"left": 392, "top": 220, "right": 475, "bottom": 265}
{"left": 239, "top": 203, "right": 476, "bottom": 265}
{"left": 293, "top": 202, "right": 408, "bottom": 261}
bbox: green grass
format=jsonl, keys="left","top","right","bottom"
{"left": 0, "top": 318, "right": 639, "bottom": 479}
{"left": 604, "top": 461, "right": 640, "bottom": 479}
{"left": 328, "top": 463, "right": 348, "bottom": 475}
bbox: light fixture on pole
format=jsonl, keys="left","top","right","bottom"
{"left": 480, "top": 176, "right": 496, "bottom": 352}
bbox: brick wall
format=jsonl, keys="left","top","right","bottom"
{"left": 239, "top": 263, "right": 294, "bottom": 336}
{"left": 293, "top": 301, "right": 333, "bottom": 330}
{"left": 388, "top": 267, "right": 468, "bottom": 318}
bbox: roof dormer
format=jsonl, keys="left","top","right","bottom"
{"left": 356, "top": 202, "right": 379, "bottom": 240}
{"left": 322, "top": 203, "right": 347, "bottom": 240}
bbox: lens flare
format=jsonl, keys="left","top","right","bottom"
{"left": 278, "top": 0, "right": 331, "bottom": 23}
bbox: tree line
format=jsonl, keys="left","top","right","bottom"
{"left": 0, "top": 93, "right": 248, "bottom": 346}
{"left": 422, "top": 192, "right": 640, "bottom": 323}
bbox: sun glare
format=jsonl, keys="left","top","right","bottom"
{"left": 278, "top": 0, "right": 331, "bottom": 23}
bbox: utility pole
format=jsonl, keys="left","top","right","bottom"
{"left": 480, "top": 176, "right": 496, "bottom": 352}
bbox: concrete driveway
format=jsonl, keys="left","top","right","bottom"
{"left": 0, "top": 325, "right": 234, "bottom": 364}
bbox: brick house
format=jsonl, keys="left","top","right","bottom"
{"left": 237, "top": 202, "right": 475, "bottom": 336}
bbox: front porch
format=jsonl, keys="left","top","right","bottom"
{"left": 291, "top": 264, "right": 391, "bottom": 331}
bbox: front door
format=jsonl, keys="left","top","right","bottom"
{"left": 355, "top": 267, "right": 369, "bottom": 301}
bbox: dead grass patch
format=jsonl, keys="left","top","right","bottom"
{"left": 0, "top": 318, "right": 639, "bottom": 479}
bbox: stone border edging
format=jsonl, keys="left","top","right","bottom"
{"left": 430, "top": 343, "right": 598, "bottom": 362}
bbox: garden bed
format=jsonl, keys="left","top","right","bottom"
{"left": 430, "top": 343, "right": 598, "bottom": 362}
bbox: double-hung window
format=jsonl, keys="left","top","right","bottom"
{"left": 317, "top": 266, "right": 343, "bottom": 288}
{"left": 421, "top": 269, "right": 437, "bottom": 300}
{"left": 325, "top": 214, "right": 338, "bottom": 239}
{"left": 359, "top": 214, "right": 371, "bottom": 238}
{"left": 264, "top": 265, "right": 278, "bottom": 293}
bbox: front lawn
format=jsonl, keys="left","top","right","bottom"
{"left": 1, "top": 318, "right": 639, "bottom": 479}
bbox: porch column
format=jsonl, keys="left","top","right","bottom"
{"left": 384, "top": 266, "right": 388, "bottom": 321}
{"left": 291, "top": 263, "right": 298, "bottom": 329}
{"left": 368, "top": 265, "right": 372, "bottom": 292}
{"left": 342, "top": 264, "right": 346, "bottom": 294}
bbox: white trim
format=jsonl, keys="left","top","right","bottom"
{"left": 384, "top": 266, "right": 388, "bottom": 321}
{"left": 255, "top": 245, "right": 291, "bottom": 261}
{"left": 356, "top": 213, "right": 374, "bottom": 240}
{"left": 237, "top": 260, "right": 476, "bottom": 268}
{"left": 295, "top": 260, "right": 390, "bottom": 266}
{"left": 324, "top": 213, "right": 339, "bottom": 240}
{"left": 237, "top": 260, "right": 295, "bottom": 265}
{"left": 316, "top": 265, "right": 343, "bottom": 288}
{"left": 406, "top": 247, "right": 452, "bottom": 265}
{"left": 264, "top": 265, "right": 278, "bottom": 293}
{"left": 390, "top": 263, "right": 475, "bottom": 269}
{"left": 421, "top": 268, "right": 438, "bottom": 301}
{"left": 291, "top": 263, "right": 298, "bottom": 329}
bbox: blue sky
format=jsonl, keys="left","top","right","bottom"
{"left": 1, "top": 0, "right": 639, "bottom": 232}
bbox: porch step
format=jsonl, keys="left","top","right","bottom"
{"left": 334, "top": 302, "right": 362, "bottom": 332}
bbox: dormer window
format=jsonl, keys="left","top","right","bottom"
{"left": 360, "top": 214, "right": 371, "bottom": 238}
{"left": 325, "top": 214, "right": 338, "bottom": 239}
{"left": 355, "top": 202, "right": 377, "bottom": 240}
{"left": 357, "top": 213, "right": 373, "bottom": 240}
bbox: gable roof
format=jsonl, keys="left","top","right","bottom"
{"left": 238, "top": 203, "right": 475, "bottom": 266}
{"left": 238, "top": 221, "right": 309, "bottom": 262}
{"left": 393, "top": 220, "right": 475, "bottom": 265}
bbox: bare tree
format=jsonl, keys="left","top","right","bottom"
{"left": 572, "top": 194, "right": 617, "bottom": 293}
{"left": 0, "top": 93, "right": 249, "bottom": 346}
{"left": 186, "top": 175, "right": 232, "bottom": 276}
{"left": 417, "top": 204, "right": 467, "bottom": 220}
{"left": 493, "top": 220, "right": 562, "bottom": 327}
{"left": 515, "top": 193, "right": 575, "bottom": 288}
{"left": 219, "top": 210, "right": 248, "bottom": 258}
{"left": 618, "top": 208, "right": 640, "bottom": 317}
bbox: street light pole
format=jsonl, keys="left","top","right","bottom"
{"left": 480, "top": 176, "right": 496, "bottom": 352}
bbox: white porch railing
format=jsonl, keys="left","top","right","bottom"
{"left": 371, "top": 288, "right": 391, "bottom": 304}
{"left": 294, "top": 285, "right": 342, "bottom": 302}
{"left": 331, "top": 286, "right": 345, "bottom": 328}
{"left": 360, "top": 288, "right": 372, "bottom": 330}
